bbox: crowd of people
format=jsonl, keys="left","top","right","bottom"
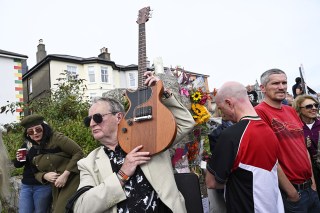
{"left": 0, "top": 68, "right": 319, "bottom": 212}
{"left": 206, "top": 69, "right": 320, "bottom": 213}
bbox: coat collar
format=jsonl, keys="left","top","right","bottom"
{"left": 95, "top": 147, "right": 113, "bottom": 179}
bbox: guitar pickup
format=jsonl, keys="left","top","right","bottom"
{"left": 135, "top": 106, "right": 152, "bottom": 117}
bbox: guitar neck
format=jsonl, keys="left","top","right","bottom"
{"left": 138, "top": 23, "right": 147, "bottom": 89}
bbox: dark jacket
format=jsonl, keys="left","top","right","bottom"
{"left": 302, "top": 118, "right": 320, "bottom": 158}
{"left": 31, "top": 131, "right": 83, "bottom": 182}
{"left": 292, "top": 83, "right": 303, "bottom": 98}
{"left": 30, "top": 129, "right": 84, "bottom": 213}
{"left": 13, "top": 142, "right": 42, "bottom": 185}
{"left": 208, "top": 120, "right": 233, "bottom": 153}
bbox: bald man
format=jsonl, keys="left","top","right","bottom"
{"left": 205, "top": 81, "right": 284, "bottom": 213}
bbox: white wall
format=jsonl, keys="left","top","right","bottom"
{"left": 0, "top": 57, "right": 20, "bottom": 124}
{"left": 49, "top": 61, "right": 120, "bottom": 99}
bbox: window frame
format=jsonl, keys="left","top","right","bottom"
{"left": 100, "top": 66, "right": 109, "bottom": 83}
{"left": 88, "top": 66, "right": 95, "bottom": 83}
{"left": 67, "top": 65, "right": 78, "bottom": 79}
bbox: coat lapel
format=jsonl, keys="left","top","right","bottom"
{"left": 95, "top": 147, "right": 113, "bottom": 180}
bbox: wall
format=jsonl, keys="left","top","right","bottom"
{"left": 0, "top": 57, "right": 24, "bottom": 124}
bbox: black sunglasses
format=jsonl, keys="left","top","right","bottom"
{"left": 83, "top": 112, "right": 117, "bottom": 127}
{"left": 300, "top": 103, "right": 319, "bottom": 110}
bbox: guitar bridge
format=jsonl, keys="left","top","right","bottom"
{"left": 134, "top": 106, "right": 152, "bottom": 122}
{"left": 134, "top": 115, "right": 153, "bottom": 122}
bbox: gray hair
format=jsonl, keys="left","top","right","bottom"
{"left": 260, "top": 68, "right": 286, "bottom": 86}
{"left": 92, "top": 97, "right": 125, "bottom": 113}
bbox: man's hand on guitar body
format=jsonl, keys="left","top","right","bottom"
{"left": 120, "top": 145, "right": 151, "bottom": 178}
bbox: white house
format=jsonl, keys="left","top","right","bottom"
{"left": 0, "top": 49, "right": 28, "bottom": 124}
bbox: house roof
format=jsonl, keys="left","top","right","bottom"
{"left": 23, "top": 54, "right": 129, "bottom": 79}
{"left": 23, "top": 53, "right": 209, "bottom": 79}
{"left": 0, "top": 49, "right": 28, "bottom": 59}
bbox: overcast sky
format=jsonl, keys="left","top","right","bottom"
{"left": 1, "top": 0, "right": 320, "bottom": 92}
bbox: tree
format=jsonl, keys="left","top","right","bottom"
{"left": 2, "top": 71, "right": 98, "bottom": 161}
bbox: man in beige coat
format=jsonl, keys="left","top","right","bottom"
{"left": 74, "top": 71, "right": 195, "bottom": 213}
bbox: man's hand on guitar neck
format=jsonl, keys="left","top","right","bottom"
{"left": 144, "top": 71, "right": 172, "bottom": 98}
{"left": 144, "top": 71, "right": 159, "bottom": 86}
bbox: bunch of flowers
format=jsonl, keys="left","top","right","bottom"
{"left": 191, "top": 88, "right": 210, "bottom": 105}
{"left": 186, "top": 140, "right": 199, "bottom": 162}
{"left": 190, "top": 88, "right": 211, "bottom": 125}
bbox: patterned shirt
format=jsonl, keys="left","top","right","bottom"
{"left": 104, "top": 145, "right": 161, "bottom": 212}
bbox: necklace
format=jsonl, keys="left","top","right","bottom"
{"left": 239, "top": 115, "right": 260, "bottom": 121}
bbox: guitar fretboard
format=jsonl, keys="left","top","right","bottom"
{"left": 138, "top": 23, "right": 147, "bottom": 89}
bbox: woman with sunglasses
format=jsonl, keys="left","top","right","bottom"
{"left": 14, "top": 137, "right": 52, "bottom": 213}
{"left": 293, "top": 94, "right": 320, "bottom": 198}
{"left": 18, "top": 114, "right": 84, "bottom": 213}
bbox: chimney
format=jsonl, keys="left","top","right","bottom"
{"left": 98, "top": 47, "right": 110, "bottom": 60}
{"left": 36, "top": 39, "right": 47, "bottom": 63}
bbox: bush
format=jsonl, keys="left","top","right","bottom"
{"left": 1, "top": 72, "right": 99, "bottom": 176}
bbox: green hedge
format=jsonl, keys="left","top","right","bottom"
{"left": 2, "top": 72, "right": 101, "bottom": 176}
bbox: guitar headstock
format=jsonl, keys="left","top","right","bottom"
{"left": 136, "top": 6, "right": 151, "bottom": 24}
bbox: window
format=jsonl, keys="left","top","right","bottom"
{"left": 88, "top": 66, "right": 95, "bottom": 82}
{"left": 101, "top": 67, "right": 109, "bottom": 83}
{"left": 129, "top": 72, "right": 136, "bottom": 87}
{"left": 89, "top": 93, "right": 97, "bottom": 102}
{"left": 29, "top": 78, "right": 32, "bottom": 94}
{"left": 67, "top": 65, "right": 78, "bottom": 79}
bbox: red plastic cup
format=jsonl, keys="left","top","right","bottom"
{"left": 18, "top": 148, "right": 27, "bottom": 162}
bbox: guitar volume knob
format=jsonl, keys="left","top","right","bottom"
{"left": 127, "top": 120, "right": 133, "bottom": 126}
{"left": 122, "top": 128, "right": 127, "bottom": 133}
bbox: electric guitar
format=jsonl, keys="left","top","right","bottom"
{"left": 118, "top": 7, "right": 177, "bottom": 155}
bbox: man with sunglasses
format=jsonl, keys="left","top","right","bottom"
{"left": 73, "top": 71, "right": 195, "bottom": 213}
{"left": 255, "top": 69, "right": 320, "bottom": 212}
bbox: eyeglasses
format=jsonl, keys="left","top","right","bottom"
{"left": 83, "top": 112, "right": 117, "bottom": 127}
{"left": 27, "top": 126, "right": 43, "bottom": 135}
{"left": 300, "top": 103, "right": 319, "bottom": 110}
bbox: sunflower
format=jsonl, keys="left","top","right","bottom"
{"left": 191, "top": 103, "right": 207, "bottom": 116}
{"left": 191, "top": 91, "right": 202, "bottom": 102}
{"left": 198, "top": 113, "right": 210, "bottom": 124}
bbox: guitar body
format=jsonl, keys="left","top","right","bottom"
{"left": 118, "top": 7, "right": 177, "bottom": 155}
{"left": 118, "top": 80, "right": 177, "bottom": 155}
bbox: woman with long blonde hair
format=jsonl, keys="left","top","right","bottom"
{"left": 0, "top": 129, "right": 11, "bottom": 211}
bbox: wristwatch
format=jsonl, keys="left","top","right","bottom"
{"left": 163, "top": 90, "right": 172, "bottom": 99}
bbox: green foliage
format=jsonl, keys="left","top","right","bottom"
{"left": 2, "top": 124, "right": 24, "bottom": 161}
{"left": 27, "top": 72, "right": 90, "bottom": 121}
{"left": 47, "top": 116, "right": 98, "bottom": 155}
{"left": 2, "top": 71, "right": 100, "bottom": 176}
